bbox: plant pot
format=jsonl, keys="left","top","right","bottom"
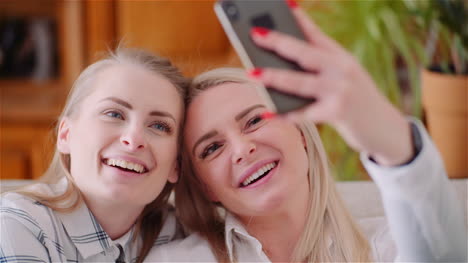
{"left": 422, "top": 69, "right": 467, "bottom": 178}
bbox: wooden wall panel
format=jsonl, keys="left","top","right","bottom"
{"left": 0, "top": 1, "right": 83, "bottom": 180}
{"left": 0, "top": 125, "right": 54, "bottom": 180}
{"left": 0, "top": 0, "right": 56, "bottom": 17}
{"left": 116, "top": 0, "right": 228, "bottom": 54}
{"left": 84, "top": 0, "right": 116, "bottom": 63}
{"left": 57, "top": 1, "right": 85, "bottom": 86}
{"left": 0, "top": 151, "right": 28, "bottom": 180}
{"left": 114, "top": 0, "right": 240, "bottom": 75}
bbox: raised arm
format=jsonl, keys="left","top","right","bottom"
{"left": 248, "top": 3, "right": 467, "bottom": 262}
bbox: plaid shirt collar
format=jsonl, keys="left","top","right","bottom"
{"left": 54, "top": 180, "right": 135, "bottom": 260}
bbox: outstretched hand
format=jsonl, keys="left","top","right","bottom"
{"left": 248, "top": 4, "right": 414, "bottom": 167}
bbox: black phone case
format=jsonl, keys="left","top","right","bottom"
{"left": 215, "top": 0, "right": 312, "bottom": 113}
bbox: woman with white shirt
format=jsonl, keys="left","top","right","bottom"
{"left": 150, "top": 3, "right": 467, "bottom": 262}
{"left": 1, "top": 48, "right": 188, "bottom": 262}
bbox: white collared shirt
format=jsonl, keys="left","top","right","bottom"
{"left": 147, "top": 119, "right": 467, "bottom": 262}
{"left": 149, "top": 211, "right": 394, "bottom": 262}
{"left": 0, "top": 179, "right": 178, "bottom": 262}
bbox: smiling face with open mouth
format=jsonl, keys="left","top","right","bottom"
{"left": 57, "top": 63, "right": 182, "bottom": 209}
{"left": 185, "top": 81, "right": 310, "bottom": 218}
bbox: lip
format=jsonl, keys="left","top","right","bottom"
{"left": 101, "top": 155, "right": 151, "bottom": 173}
{"left": 237, "top": 159, "right": 279, "bottom": 187}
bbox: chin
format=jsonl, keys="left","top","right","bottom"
{"left": 100, "top": 186, "right": 141, "bottom": 205}
{"left": 238, "top": 190, "right": 290, "bottom": 217}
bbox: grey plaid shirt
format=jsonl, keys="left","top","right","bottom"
{"left": 0, "top": 180, "right": 177, "bottom": 262}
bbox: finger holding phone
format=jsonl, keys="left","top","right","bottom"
{"left": 248, "top": 4, "right": 414, "bottom": 167}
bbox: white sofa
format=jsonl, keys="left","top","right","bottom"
{"left": 336, "top": 179, "right": 467, "bottom": 223}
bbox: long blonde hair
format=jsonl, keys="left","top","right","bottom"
{"left": 175, "top": 68, "right": 371, "bottom": 262}
{"left": 6, "top": 48, "right": 189, "bottom": 263}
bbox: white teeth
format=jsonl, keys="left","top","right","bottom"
{"left": 242, "top": 162, "right": 277, "bottom": 186}
{"left": 105, "top": 159, "right": 145, "bottom": 173}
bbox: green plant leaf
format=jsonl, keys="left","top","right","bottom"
{"left": 303, "top": 0, "right": 428, "bottom": 179}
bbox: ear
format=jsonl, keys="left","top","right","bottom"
{"left": 57, "top": 118, "right": 71, "bottom": 154}
{"left": 167, "top": 159, "right": 179, "bottom": 184}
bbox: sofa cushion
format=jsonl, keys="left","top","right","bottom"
{"left": 336, "top": 179, "right": 467, "bottom": 224}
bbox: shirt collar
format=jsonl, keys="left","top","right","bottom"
{"left": 53, "top": 178, "right": 135, "bottom": 260}
{"left": 224, "top": 212, "right": 239, "bottom": 259}
{"left": 224, "top": 211, "right": 265, "bottom": 261}
{"left": 113, "top": 228, "right": 135, "bottom": 250}
{"left": 224, "top": 211, "right": 334, "bottom": 261}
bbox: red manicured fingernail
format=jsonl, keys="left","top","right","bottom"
{"left": 248, "top": 68, "right": 263, "bottom": 78}
{"left": 251, "top": 27, "right": 270, "bottom": 37}
{"left": 260, "top": 111, "right": 277, "bottom": 120}
{"left": 286, "top": 0, "right": 299, "bottom": 9}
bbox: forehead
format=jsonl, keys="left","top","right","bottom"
{"left": 88, "top": 64, "right": 183, "bottom": 113}
{"left": 185, "top": 82, "right": 265, "bottom": 140}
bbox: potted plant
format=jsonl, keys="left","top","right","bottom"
{"left": 302, "top": 0, "right": 426, "bottom": 180}
{"left": 409, "top": 0, "right": 467, "bottom": 178}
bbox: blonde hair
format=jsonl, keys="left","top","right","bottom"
{"left": 175, "top": 68, "right": 371, "bottom": 262}
{"left": 6, "top": 48, "right": 189, "bottom": 263}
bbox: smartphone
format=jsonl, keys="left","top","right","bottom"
{"left": 214, "top": 0, "right": 312, "bottom": 114}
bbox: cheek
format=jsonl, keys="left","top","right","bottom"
{"left": 282, "top": 130, "right": 310, "bottom": 177}
{"left": 195, "top": 160, "right": 227, "bottom": 190}
{"left": 269, "top": 122, "right": 303, "bottom": 145}
{"left": 257, "top": 123, "right": 308, "bottom": 164}
{"left": 195, "top": 165, "right": 216, "bottom": 187}
{"left": 149, "top": 137, "right": 179, "bottom": 162}
{"left": 67, "top": 130, "right": 101, "bottom": 178}
{"left": 68, "top": 125, "right": 95, "bottom": 158}
{"left": 74, "top": 119, "right": 114, "bottom": 146}
{"left": 69, "top": 121, "right": 122, "bottom": 171}
{"left": 281, "top": 128, "right": 308, "bottom": 161}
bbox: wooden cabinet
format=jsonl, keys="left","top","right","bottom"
{"left": 1, "top": 85, "right": 66, "bottom": 179}
{"left": 1, "top": 1, "right": 240, "bottom": 180}
{"left": 85, "top": 0, "right": 240, "bottom": 74}
{"left": 1, "top": 1, "right": 83, "bottom": 180}
{"left": 1, "top": 123, "right": 54, "bottom": 180}
{"left": 113, "top": 0, "right": 239, "bottom": 75}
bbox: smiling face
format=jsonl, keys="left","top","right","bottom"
{"left": 185, "top": 82, "right": 310, "bottom": 218}
{"left": 57, "top": 63, "right": 182, "bottom": 209}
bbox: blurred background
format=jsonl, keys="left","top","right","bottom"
{"left": 1, "top": 0, "right": 466, "bottom": 181}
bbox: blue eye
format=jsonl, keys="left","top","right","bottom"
{"left": 200, "top": 142, "right": 223, "bottom": 159}
{"left": 151, "top": 121, "right": 172, "bottom": 133}
{"left": 106, "top": 111, "right": 124, "bottom": 120}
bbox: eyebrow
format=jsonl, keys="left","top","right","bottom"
{"left": 101, "top": 96, "right": 132, "bottom": 109}
{"left": 100, "top": 96, "right": 176, "bottom": 122}
{"left": 191, "top": 104, "right": 266, "bottom": 156}
{"left": 192, "top": 130, "right": 218, "bottom": 156}
{"left": 235, "top": 104, "right": 265, "bottom": 121}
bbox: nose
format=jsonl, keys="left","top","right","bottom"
{"left": 120, "top": 124, "right": 146, "bottom": 151}
{"left": 231, "top": 135, "right": 256, "bottom": 165}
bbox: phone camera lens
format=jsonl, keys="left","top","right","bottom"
{"left": 222, "top": 1, "right": 239, "bottom": 20}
